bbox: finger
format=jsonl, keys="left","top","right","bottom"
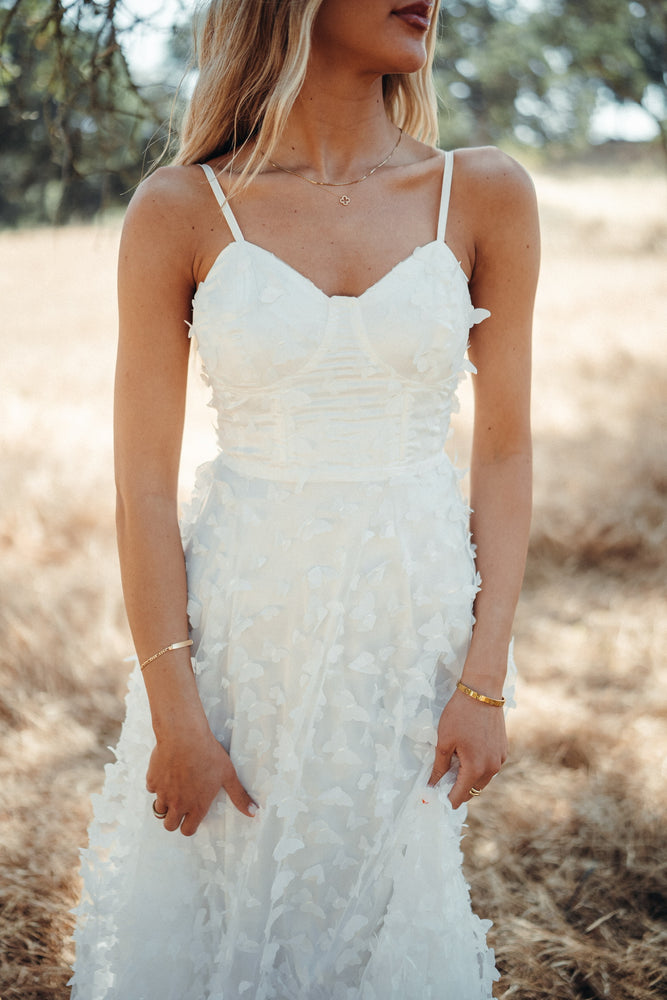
{"left": 145, "top": 751, "right": 158, "bottom": 794}
{"left": 163, "top": 807, "right": 185, "bottom": 833}
{"left": 427, "top": 743, "right": 455, "bottom": 788}
{"left": 449, "top": 762, "right": 487, "bottom": 809}
{"left": 153, "top": 802, "right": 201, "bottom": 837}
{"left": 221, "top": 762, "right": 259, "bottom": 818}
{"left": 152, "top": 797, "right": 168, "bottom": 817}
{"left": 179, "top": 811, "right": 202, "bottom": 837}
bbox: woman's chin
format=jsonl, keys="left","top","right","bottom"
{"left": 380, "top": 31, "right": 430, "bottom": 74}
{"left": 380, "top": 47, "right": 429, "bottom": 76}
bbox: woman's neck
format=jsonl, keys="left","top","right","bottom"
{"left": 273, "top": 63, "right": 397, "bottom": 183}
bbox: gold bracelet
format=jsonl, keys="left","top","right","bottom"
{"left": 456, "top": 680, "right": 505, "bottom": 708}
{"left": 140, "top": 639, "right": 193, "bottom": 671}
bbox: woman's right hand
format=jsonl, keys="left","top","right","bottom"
{"left": 146, "top": 723, "right": 258, "bottom": 836}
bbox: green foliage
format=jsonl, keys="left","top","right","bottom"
{"left": 436, "top": 1, "right": 555, "bottom": 148}
{"left": 0, "top": 0, "right": 665, "bottom": 226}
{"left": 543, "top": 0, "right": 667, "bottom": 151}
{"left": 435, "top": 0, "right": 666, "bottom": 155}
{"left": 0, "top": 0, "right": 176, "bottom": 225}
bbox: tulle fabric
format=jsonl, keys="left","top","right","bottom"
{"left": 70, "top": 155, "right": 514, "bottom": 998}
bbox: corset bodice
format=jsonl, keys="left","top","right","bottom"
{"left": 188, "top": 154, "right": 489, "bottom": 482}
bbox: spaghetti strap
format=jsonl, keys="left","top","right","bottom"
{"left": 199, "top": 163, "right": 245, "bottom": 243}
{"left": 436, "top": 150, "right": 454, "bottom": 243}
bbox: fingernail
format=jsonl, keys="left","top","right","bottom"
{"left": 248, "top": 803, "right": 259, "bottom": 817}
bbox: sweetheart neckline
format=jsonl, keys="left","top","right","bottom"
{"left": 194, "top": 238, "right": 470, "bottom": 305}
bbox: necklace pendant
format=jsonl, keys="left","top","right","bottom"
{"left": 339, "top": 195, "right": 351, "bottom": 206}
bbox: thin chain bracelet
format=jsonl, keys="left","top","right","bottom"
{"left": 140, "top": 639, "right": 193, "bottom": 671}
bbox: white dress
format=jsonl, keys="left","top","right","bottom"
{"left": 70, "top": 150, "right": 514, "bottom": 1000}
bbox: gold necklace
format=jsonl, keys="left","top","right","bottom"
{"left": 269, "top": 128, "right": 403, "bottom": 206}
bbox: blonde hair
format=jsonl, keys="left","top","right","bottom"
{"left": 173, "top": 0, "right": 441, "bottom": 188}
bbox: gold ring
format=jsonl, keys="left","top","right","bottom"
{"left": 469, "top": 787, "right": 483, "bottom": 797}
{"left": 152, "top": 799, "right": 168, "bottom": 819}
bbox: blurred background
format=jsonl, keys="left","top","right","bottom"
{"left": 1, "top": 0, "right": 666, "bottom": 224}
{"left": 0, "top": 1, "right": 665, "bottom": 998}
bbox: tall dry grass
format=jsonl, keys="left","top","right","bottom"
{"left": 0, "top": 164, "right": 665, "bottom": 999}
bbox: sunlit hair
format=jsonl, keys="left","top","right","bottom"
{"left": 173, "top": 0, "right": 441, "bottom": 189}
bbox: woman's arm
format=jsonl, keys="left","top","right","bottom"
{"left": 429, "top": 148, "right": 539, "bottom": 807}
{"left": 115, "top": 167, "right": 256, "bottom": 833}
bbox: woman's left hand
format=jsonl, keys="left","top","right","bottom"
{"left": 427, "top": 687, "right": 508, "bottom": 809}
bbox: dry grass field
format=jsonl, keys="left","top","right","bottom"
{"left": 0, "top": 162, "right": 665, "bottom": 999}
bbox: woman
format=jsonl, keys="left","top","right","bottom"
{"left": 70, "top": 0, "right": 538, "bottom": 997}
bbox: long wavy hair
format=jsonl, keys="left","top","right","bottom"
{"left": 173, "top": 0, "right": 441, "bottom": 190}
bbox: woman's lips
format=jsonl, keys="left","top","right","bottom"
{"left": 392, "top": 2, "right": 432, "bottom": 31}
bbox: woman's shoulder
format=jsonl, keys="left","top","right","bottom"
{"left": 120, "top": 163, "right": 216, "bottom": 275}
{"left": 451, "top": 147, "right": 539, "bottom": 279}
{"left": 124, "top": 163, "right": 210, "bottom": 229}
{"left": 452, "top": 145, "right": 536, "bottom": 213}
